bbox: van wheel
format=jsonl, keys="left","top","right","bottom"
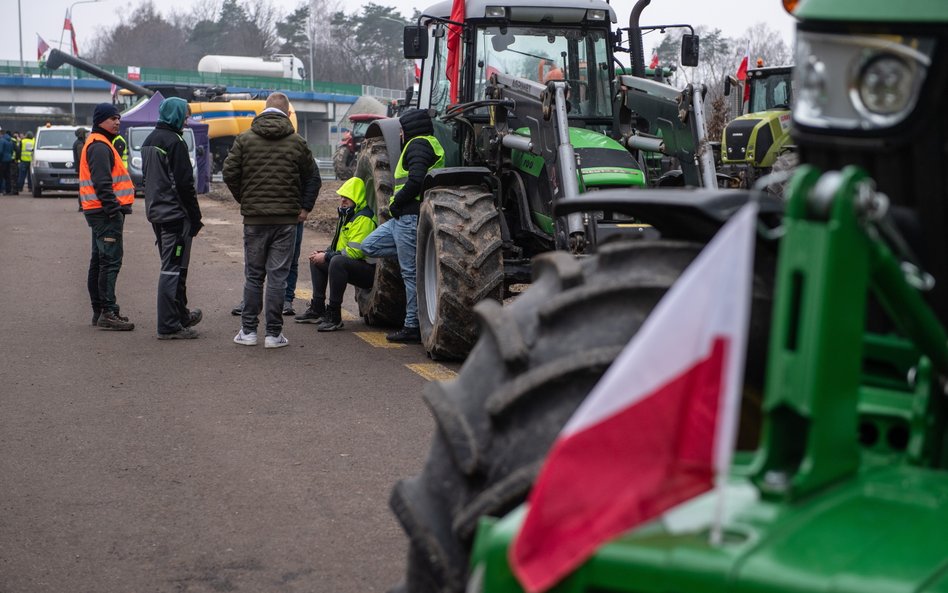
{"left": 32, "top": 182, "right": 42, "bottom": 198}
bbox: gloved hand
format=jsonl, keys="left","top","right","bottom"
{"left": 189, "top": 220, "right": 204, "bottom": 237}
{"left": 388, "top": 202, "right": 403, "bottom": 220}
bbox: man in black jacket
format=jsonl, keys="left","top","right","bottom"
{"left": 223, "top": 92, "right": 320, "bottom": 349}
{"left": 361, "top": 109, "right": 444, "bottom": 343}
{"left": 142, "top": 97, "right": 204, "bottom": 340}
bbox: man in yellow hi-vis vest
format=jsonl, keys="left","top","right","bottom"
{"left": 17, "top": 131, "right": 33, "bottom": 192}
{"left": 360, "top": 109, "right": 444, "bottom": 344}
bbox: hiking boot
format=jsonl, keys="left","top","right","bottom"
{"left": 233, "top": 328, "right": 257, "bottom": 346}
{"left": 386, "top": 326, "right": 421, "bottom": 344}
{"left": 294, "top": 301, "right": 326, "bottom": 324}
{"left": 158, "top": 327, "right": 199, "bottom": 340}
{"left": 97, "top": 311, "right": 135, "bottom": 331}
{"left": 183, "top": 308, "right": 203, "bottom": 328}
{"left": 231, "top": 302, "right": 244, "bottom": 316}
{"left": 316, "top": 306, "right": 344, "bottom": 332}
{"left": 265, "top": 333, "right": 289, "bottom": 349}
{"left": 282, "top": 301, "right": 296, "bottom": 316}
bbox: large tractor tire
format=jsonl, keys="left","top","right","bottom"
{"left": 333, "top": 144, "right": 355, "bottom": 181}
{"left": 355, "top": 137, "right": 406, "bottom": 326}
{"left": 417, "top": 186, "right": 505, "bottom": 360}
{"left": 388, "top": 239, "right": 775, "bottom": 593}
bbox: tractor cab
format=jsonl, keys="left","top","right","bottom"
{"left": 747, "top": 66, "right": 793, "bottom": 113}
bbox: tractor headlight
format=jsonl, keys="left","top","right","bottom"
{"left": 855, "top": 54, "right": 913, "bottom": 116}
{"left": 586, "top": 9, "right": 606, "bottom": 21}
{"left": 794, "top": 30, "right": 933, "bottom": 130}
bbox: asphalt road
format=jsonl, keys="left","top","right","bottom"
{"left": 0, "top": 191, "right": 456, "bottom": 593}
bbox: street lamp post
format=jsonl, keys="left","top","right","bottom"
{"left": 65, "top": 0, "right": 102, "bottom": 124}
{"left": 17, "top": 0, "right": 24, "bottom": 76}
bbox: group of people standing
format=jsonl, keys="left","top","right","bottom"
{"left": 77, "top": 91, "right": 443, "bottom": 349}
{"left": 0, "top": 128, "right": 35, "bottom": 195}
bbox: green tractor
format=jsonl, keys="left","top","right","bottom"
{"left": 385, "top": 1, "right": 948, "bottom": 593}
{"left": 458, "top": 0, "right": 948, "bottom": 592}
{"left": 721, "top": 65, "right": 795, "bottom": 188}
{"left": 353, "top": 0, "right": 707, "bottom": 360}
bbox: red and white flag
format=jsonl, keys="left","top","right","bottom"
{"left": 649, "top": 49, "right": 659, "bottom": 70}
{"left": 37, "top": 35, "right": 50, "bottom": 60}
{"left": 445, "top": 0, "right": 465, "bottom": 104}
{"left": 64, "top": 14, "right": 79, "bottom": 56}
{"left": 509, "top": 203, "right": 758, "bottom": 593}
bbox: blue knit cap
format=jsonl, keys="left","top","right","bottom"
{"left": 92, "top": 103, "right": 120, "bottom": 127}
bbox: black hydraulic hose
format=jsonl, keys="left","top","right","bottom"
{"left": 628, "top": 0, "right": 651, "bottom": 78}
{"left": 46, "top": 49, "right": 155, "bottom": 97}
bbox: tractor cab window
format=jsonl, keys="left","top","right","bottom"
{"left": 473, "top": 26, "right": 613, "bottom": 118}
{"left": 426, "top": 28, "right": 452, "bottom": 113}
{"left": 749, "top": 71, "right": 793, "bottom": 112}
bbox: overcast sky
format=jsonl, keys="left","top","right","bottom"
{"left": 5, "top": 0, "right": 796, "bottom": 66}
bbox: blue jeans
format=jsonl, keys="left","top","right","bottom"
{"left": 362, "top": 215, "right": 418, "bottom": 328}
{"left": 285, "top": 222, "right": 304, "bottom": 303}
{"left": 17, "top": 162, "right": 31, "bottom": 191}
{"left": 241, "top": 224, "right": 295, "bottom": 336}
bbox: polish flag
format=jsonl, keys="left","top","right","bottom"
{"left": 37, "top": 35, "right": 50, "bottom": 60}
{"left": 509, "top": 203, "right": 758, "bottom": 593}
{"left": 445, "top": 0, "right": 465, "bottom": 104}
{"left": 64, "top": 15, "right": 79, "bottom": 56}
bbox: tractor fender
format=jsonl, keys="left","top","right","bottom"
{"left": 555, "top": 188, "right": 783, "bottom": 244}
{"left": 422, "top": 167, "right": 495, "bottom": 193}
{"left": 364, "top": 118, "right": 403, "bottom": 174}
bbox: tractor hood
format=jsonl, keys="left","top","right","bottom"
{"left": 472, "top": 463, "right": 948, "bottom": 593}
{"left": 794, "top": 0, "right": 947, "bottom": 23}
{"left": 512, "top": 126, "right": 645, "bottom": 188}
{"left": 722, "top": 111, "right": 792, "bottom": 166}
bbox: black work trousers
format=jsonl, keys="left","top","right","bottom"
{"left": 153, "top": 219, "right": 194, "bottom": 334}
{"left": 86, "top": 212, "right": 125, "bottom": 314}
{"left": 309, "top": 255, "right": 375, "bottom": 307}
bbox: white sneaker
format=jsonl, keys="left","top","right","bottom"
{"left": 265, "top": 334, "right": 289, "bottom": 349}
{"left": 234, "top": 329, "right": 258, "bottom": 346}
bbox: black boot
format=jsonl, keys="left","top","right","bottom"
{"left": 295, "top": 300, "right": 326, "bottom": 324}
{"left": 316, "top": 305, "right": 344, "bottom": 332}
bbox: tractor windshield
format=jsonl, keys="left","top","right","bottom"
{"left": 473, "top": 26, "right": 613, "bottom": 118}
{"left": 748, "top": 70, "right": 793, "bottom": 113}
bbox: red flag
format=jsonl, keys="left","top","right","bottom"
{"left": 37, "top": 35, "right": 50, "bottom": 60}
{"left": 64, "top": 16, "right": 79, "bottom": 56}
{"left": 445, "top": 0, "right": 464, "bottom": 104}
{"left": 649, "top": 50, "right": 659, "bottom": 70}
{"left": 414, "top": 60, "right": 421, "bottom": 83}
{"left": 736, "top": 49, "right": 750, "bottom": 104}
{"left": 509, "top": 204, "right": 758, "bottom": 593}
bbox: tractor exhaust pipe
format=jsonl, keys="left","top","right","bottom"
{"left": 629, "top": 0, "right": 651, "bottom": 78}
{"left": 46, "top": 49, "right": 155, "bottom": 97}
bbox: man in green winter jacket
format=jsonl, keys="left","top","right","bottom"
{"left": 295, "top": 176, "right": 376, "bottom": 331}
{"left": 223, "top": 92, "right": 320, "bottom": 349}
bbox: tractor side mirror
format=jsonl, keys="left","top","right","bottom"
{"left": 680, "top": 34, "right": 699, "bottom": 67}
{"left": 724, "top": 77, "right": 731, "bottom": 96}
{"left": 404, "top": 26, "right": 429, "bottom": 59}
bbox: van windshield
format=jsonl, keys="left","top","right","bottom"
{"left": 128, "top": 127, "right": 195, "bottom": 151}
{"left": 36, "top": 131, "right": 77, "bottom": 149}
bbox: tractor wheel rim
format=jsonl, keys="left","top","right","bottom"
{"left": 424, "top": 229, "right": 438, "bottom": 326}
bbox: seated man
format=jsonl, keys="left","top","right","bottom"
{"left": 295, "top": 177, "right": 376, "bottom": 331}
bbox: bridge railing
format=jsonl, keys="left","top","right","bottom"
{"left": 0, "top": 59, "right": 364, "bottom": 96}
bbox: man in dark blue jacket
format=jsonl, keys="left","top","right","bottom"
{"left": 141, "top": 97, "right": 203, "bottom": 340}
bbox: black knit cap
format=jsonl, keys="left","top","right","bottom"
{"left": 398, "top": 108, "right": 434, "bottom": 140}
{"left": 92, "top": 103, "right": 120, "bottom": 127}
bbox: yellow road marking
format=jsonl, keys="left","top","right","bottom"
{"left": 342, "top": 309, "right": 358, "bottom": 321}
{"left": 406, "top": 363, "right": 458, "bottom": 382}
{"left": 354, "top": 332, "right": 406, "bottom": 349}
{"left": 295, "top": 288, "right": 313, "bottom": 300}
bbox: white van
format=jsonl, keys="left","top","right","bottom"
{"left": 126, "top": 126, "right": 198, "bottom": 195}
{"left": 31, "top": 125, "right": 82, "bottom": 197}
